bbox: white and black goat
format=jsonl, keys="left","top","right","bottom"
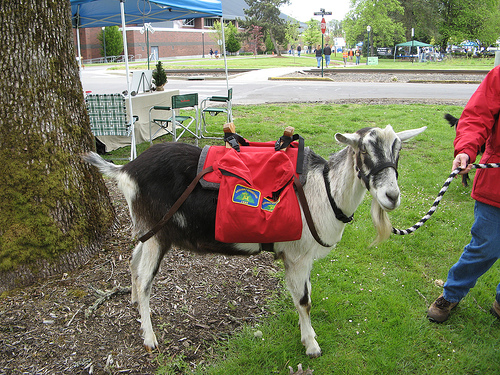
{"left": 83, "top": 125, "right": 426, "bottom": 358}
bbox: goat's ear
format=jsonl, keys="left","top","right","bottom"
{"left": 396, "top": 126, "right": 427, "bottom": 142}
{"left": 335, "top": 132, "right": 360, "bottom": 148}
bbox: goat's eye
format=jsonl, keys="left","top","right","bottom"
{"left": 360, "top": 145, "right": 368, "bottom": 154}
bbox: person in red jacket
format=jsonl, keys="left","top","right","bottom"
{"left": 427, "top": 65, "right": 500, "bottom": 323}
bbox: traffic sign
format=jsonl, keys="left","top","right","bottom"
{"left": 314, "top": 11, "right": 332, "bottom": 15}
{"left": 321, "top": 18, "right": 326, "bottom": 34}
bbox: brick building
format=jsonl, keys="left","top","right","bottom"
{"left": 74, "top": 0, "right": 248, "bottom": 63}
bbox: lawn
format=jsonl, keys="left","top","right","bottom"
{"left": 105, "top": 53, "right": 496, "bottom": 72}
{"left": 107, "top": 103, "right": 500, "bottom": 374}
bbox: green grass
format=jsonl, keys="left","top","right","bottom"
{"left": 106, "top": 103, "right": 500, "bottom": 374}
{"left": 105, "top": 54, "right": 495, "bottom": 72}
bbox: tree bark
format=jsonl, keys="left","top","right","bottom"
{"left": 0, "top": 0, "right": 115, "bottom": 292}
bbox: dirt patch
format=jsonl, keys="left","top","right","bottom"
{"left": 0, "top": 180, "right": 283, "bottom": 374}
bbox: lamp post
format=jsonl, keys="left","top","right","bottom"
{"left": 366, "top": 25, "right": 371, "bottom": 65}
{"left": 102, "top": 27, "right": 107, "bottom": 63}
{"left": 202, "top": 32, "right": 205, "bottom": 58}
{"left": 411, "top": 27, "right": 414, "bottom": 64}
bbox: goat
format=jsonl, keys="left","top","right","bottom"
{"left": 83, "top": 125, "right": 426, "bottom": 358}
{"left": 445, "top": 113, "right": 484, "bottom": 187}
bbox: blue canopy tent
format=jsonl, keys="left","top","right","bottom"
{"left": 71, "top": 0, "right": 225, "bottom": 159}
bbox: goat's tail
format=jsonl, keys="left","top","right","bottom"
{"left": 82, "top": 152, "right": 123, "bottom": 180}
{"left": 370, "top": 199, "right": 392, "bottom": 246}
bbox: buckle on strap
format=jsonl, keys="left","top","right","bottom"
{"left": 357, "top": 162, "right": 398, "bottom": 189}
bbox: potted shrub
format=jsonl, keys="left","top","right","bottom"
{"left": 152, "top": 61, "right": 167, "bottom": 91}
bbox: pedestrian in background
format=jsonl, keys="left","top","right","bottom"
{"left": 342, "top": 49, "right": 348, "bottom": 67}
{"left": 324, "top": 44, "right": 332, "bottom": 68}
{"left": 297, "top": 45, "right": 302, "bottom": 57}
{"left": 427, "top": 65, "right": 500, "bottom": 324}
{"left": 355, "top": 49, "right": 361, "bottom": 65}
{"left": 314, "top": 45, "right": 323, "bottom": 68}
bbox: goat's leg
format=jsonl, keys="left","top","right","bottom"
{"left": 283, "top": 253, "right": 321, "bottom": 358}
{"left": 129, "top": 237, "right": 166, "bottom": 351}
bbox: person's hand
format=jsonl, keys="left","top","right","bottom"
{"left": 452, "top": 153, "right": 473, "bottom": 175}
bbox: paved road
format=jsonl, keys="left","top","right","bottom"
{"left": 80, "top": 66, "right": 478, "bottom": 105}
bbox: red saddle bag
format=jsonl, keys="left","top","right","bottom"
{"left": 201, "top": 143, "right": 302, "bottom": 243}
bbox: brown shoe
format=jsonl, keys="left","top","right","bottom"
{"left": 490, "top": 300, "right": 500, "bottom": 320}
{"left": 427, "top": 294, "right": 458, "bottom": 323}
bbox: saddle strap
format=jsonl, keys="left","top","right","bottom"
{"left": 139, "top": 166, "right": 214, "bottom": 243}
{"left": 293, "top": 176, "right": 333, "bottom": 248}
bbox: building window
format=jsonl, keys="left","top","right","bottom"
{"left": 183, "top": 18, "right": 195, "bottom": 27}
{"left": 204, "top": 18, "right": 216, "bottom": 27}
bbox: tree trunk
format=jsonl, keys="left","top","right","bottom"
{"left": 0, "top": 0, "right": 115, "bottom": 292}
{"left": 269, "top": 29, "right": 281, "bottom": 56}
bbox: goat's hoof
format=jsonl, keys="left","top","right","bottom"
{"left": 305, "top": 341, "right": 322, "bottom": 358}
{"left": 306, "top": 349, "right": 322, "bottom": 358}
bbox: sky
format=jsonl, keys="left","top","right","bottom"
{"left": 279, "top": 0, "right": 352, "bottom": 23}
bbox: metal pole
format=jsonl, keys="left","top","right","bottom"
{"left": 120, "top": 0, "right": 136, "bottom": 160}
{"left": 220, "top": 17, "right": 229, "bottom": 91}
{"left": 102, "top": 27, "right": 107, "bottom": 63}
{"left": 321, "top": 33, "right": 324, "bottom": 77}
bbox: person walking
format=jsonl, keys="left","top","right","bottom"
{"left": 297, "top": 45, "right": 302, "bottom": 57}
{"left": 427, "top": 65, "right": 500, "bottom": 323}
{"left": 342, "top": 49, "right": 348, "bottom": 67}
{"left": 323, "top": 43, "right": 332, "bottom": 68}
{"left": 355, "top": 49, "right": 361, "bottom": 65}
{"left": 314, "top": 45, "right": 322, "bottom": 68}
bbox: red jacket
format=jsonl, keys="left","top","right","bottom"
{"left": 454, "top": 65, "right": 500, "bottom": 207}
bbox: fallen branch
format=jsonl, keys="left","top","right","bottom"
{"left": 85, "top": 286, "right": 131, "bottom": 318}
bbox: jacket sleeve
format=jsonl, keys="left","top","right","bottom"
{"left": 454, "top": 66, "right": 500, "bottom": 161}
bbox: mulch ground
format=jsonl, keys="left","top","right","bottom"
{"left": 0, "top": 180, "right": 283, "bottom": 374}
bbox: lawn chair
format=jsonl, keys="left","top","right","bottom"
{"left": 200, "top": 88, "right": 232, "bottom": 138}
{"left": 85, "top": 93, "right": 138, "bottom": 160}
{"left": 149, "top": 93, "right": 200, "bottom": 145}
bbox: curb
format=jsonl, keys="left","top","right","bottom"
{"left": 268, "top": 76, "right": 333, "bottom": 82}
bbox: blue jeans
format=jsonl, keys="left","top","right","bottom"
{"left": 443, "top": 201, "right": 500, "bottom": 303}
{"left": 316, "top": 56, "right": 322, "bottom": 68}
{"left": 325, "top": 55, "right": 331, "bottom": 67}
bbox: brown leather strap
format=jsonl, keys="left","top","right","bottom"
{"left": 139, "top": 166, "right": 214, "bottom": 243}
{"left": 293, "top": 176, "right": 332, "bottom": 248}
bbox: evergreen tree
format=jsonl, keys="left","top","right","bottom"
{"left": 97, "top": 26, "right": 123, "bottom": 57}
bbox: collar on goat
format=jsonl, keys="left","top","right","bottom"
{"left": 356, "top": 161, "right": 399, "bottom": 190}
{"left": 323, "top": 164, "right": 354, "bottom": 224}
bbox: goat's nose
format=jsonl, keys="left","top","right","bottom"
{"left": 386, "top": 190, "right": 400, "bottom": 205}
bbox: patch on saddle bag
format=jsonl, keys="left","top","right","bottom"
{"left": 208, "top": 147, "right": 302, "bottom": 243}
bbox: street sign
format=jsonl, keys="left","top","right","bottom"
{"left": 321, "top": 18, "right": 326, "bottom": 34}
{"left": 314, "top": 11, "right": 332, "bottom": 15}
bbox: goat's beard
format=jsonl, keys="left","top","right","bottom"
{"left": 370, "top": 199, "right": 392, "bottom": 246}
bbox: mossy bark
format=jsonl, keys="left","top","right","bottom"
{"left": 0, "top": 0, "right": 115, "bottom": 292}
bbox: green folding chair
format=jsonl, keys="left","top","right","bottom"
{"left": 149, "top": 93, "right": 200, "bottom": 145}
{"left": 85, "top": 93, "right": 138, "bottom": 160}
{"left": 200, "top": 88, "right": 232, "bottom": 138}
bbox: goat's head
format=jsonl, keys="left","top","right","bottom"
{"left": 336, "top": 125, "right": 426, "bottom": 244}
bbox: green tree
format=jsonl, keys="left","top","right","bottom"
{"left": 97, "top": 26, "right": 123, "bottom": 57}
{"left": 211, "top": 21, "right": 241, "bottom": 54}
{"left": 0, "top": 0, "right": 115, "bottom": 292}
{"left": 284, "top": 20, "right": 301, "bottom": 51}
{"left": 242, "top": 0, "right": 290, "bottom": 55}
{"left": 302, "top": 19, "right": 322, "bottom": 50}
{"left": 225, "top": 22, "right": 241, "bottom": 53}
{"left": 343, "top": 0, "right": 405, "bottom": 52}
{"left": 437, "top": 0, "right": 500, "bottom": 49}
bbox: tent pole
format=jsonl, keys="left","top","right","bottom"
{"left": 76, "top": 6, "right": 83, "bottom": 73}
{"left": 120, "top": 0, "right": 136, "bottom": 160}
{"left": 220, "top": 17, "right": 229, "bottom": 91}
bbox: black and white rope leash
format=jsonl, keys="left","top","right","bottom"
{"left": 392, "top": 163, "right": 500, "bottom": 235}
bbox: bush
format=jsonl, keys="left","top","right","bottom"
{"left": 152, "top": 61, "right": 167, "bottom": 88}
